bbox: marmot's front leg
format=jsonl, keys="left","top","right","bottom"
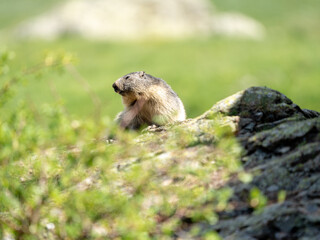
{"left": 117, "top": 98, "right": 146, "bottom": 129}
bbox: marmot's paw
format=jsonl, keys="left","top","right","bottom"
{"left": 143, "top": 124, "right": 166, "bottom": 133}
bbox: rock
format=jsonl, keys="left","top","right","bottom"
{"left": 131, "top": 86, "right": 319, "bottom": 239}
{"left": 13, "top": 0, "right": 265, "bottom": 41}
{"left": 212, "top": 12, "right": 265, "bottom": 40}
{"left": 199, "top": 87, "right": 319, "bottom": 239}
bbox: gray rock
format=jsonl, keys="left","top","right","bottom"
{"left": 137, "top": 86, "right": 320, "bottom": 239}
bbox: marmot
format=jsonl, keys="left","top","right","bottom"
{"left": 112, "top": 71, "right": 186, "bottom": 130}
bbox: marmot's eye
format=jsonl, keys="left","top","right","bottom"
{"left": 125, "top": 76, "right": 130, "bottom": 80}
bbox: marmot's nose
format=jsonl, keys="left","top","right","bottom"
{"left": 112, "top": 83, "right": 119, "bottom": 92}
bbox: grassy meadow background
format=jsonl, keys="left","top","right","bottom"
{"left": 1, "top": 0, "right": 319, "bottom": 120}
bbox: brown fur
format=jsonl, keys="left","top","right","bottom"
{"left": 113, "top": 71, "right": 186, "bottom": 130}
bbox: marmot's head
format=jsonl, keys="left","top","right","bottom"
{"left": 112, "top": 71, "right": 154, "bottom": 97}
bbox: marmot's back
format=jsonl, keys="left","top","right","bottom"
{"left": 112, "top": 71, "right": 186, "bottom": 130}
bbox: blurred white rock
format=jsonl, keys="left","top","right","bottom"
{"left": 14, "top": 0, "right": 265, "bottom": 41}
{"left": 212, "top": 12, "right": 265, "bottom": 40}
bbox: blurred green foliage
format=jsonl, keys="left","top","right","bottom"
{"left": 0, "top": 49, "right": 243, "bottom": 239}
{"left": 249, "top": 187, "right": 268, "bottom": 213}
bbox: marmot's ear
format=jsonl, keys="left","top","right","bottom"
{"left": 139, "top": 71, "right": 145, "bottom": 77}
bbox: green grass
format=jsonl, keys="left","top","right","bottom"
{"left": 1, "top": 0, "right": 319, "bottom": 120}
{"left": 0, "top": 0, "right": 59, "bottom": 29}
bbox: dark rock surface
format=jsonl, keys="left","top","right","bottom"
{"left": 137, "top": 86, "right": 320, "bottom": 239}
{"left": 201, "top": 87, "right": 320, "bottom": 240}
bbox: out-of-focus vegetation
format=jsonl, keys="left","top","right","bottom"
{"left": 0, "top": 0, "right": 319, "bottom": 119}
{"left": 0, "top": 49, "right": 243, "bottom": 239}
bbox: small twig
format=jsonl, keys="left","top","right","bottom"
{"left": 65, "top": 64, "right": 102, "bottom": 121}
{"left": 48, "top": 78, "right": 63, "bottom": 102}
{"left": 22, "top": 62, "right": 61, "bottom": 75}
